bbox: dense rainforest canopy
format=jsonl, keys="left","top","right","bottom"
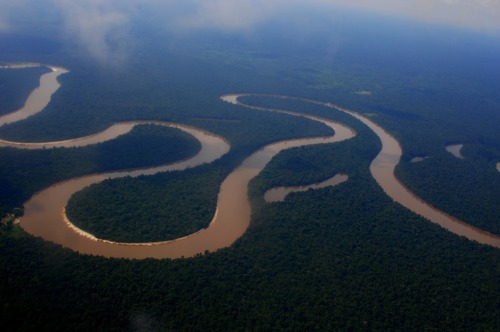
{"left": 0, "top": 3, "right": 499, "bottom": 331}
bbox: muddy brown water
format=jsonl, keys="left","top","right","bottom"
{"left": 446, "top": 144, "right": 464, "bottom": 159}
{"left": 343, "top": 109, "right": 499, "bottom": 248}
{"left": 410, "top": 156, "right": 428, "bottom": 163}
{"left": 264, "top": 174, "right": 348, "bottom": 203}
{"left": 0, "top": 66, "right": 68, "bottom": 127}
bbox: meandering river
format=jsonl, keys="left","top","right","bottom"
{"left": 1, "top": 64, "right": 355, "bottom": 258}
{"left": 227, "top": 94, "right": 500, "bottom": 249}
{"left": 2, "top": 64, "right": 498, "bottom": 259}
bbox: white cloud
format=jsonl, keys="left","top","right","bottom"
{"left": 0, "top": 20, "right": 9, "bottom": 33}
{"left": 1, "top": 0, "right": 499, "bottom": 62}
{"left": 168, "top": 0, "right": 500, "bottom": 32}
{"left": 314, "top": 0, "right": 500, "bottom": 31}
{"left": 0, "top": 0, "right": 27, "bottom": 33}
{"left": 54, "top": 0, "right": 130, "bottom": 63}
{"left": 173, "top": 0, "right": 290, "bottom": 31}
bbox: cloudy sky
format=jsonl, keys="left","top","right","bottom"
{"left": 2, "top": 0, "right": 499, "bottom": 32}
{"left": 1, "top": 0, "right": 499, "bottom": 61}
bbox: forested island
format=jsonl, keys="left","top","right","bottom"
{"left": 0, "top": 2, "right": 499, "bottom": 331}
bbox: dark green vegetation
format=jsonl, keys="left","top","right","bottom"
{"left": 0, "top": 54, "right": 332, "bottom": 239}
{"left": 1, "top": 6, "right": 499, "bottom": 331}
{"left": 1, "top": 121, "right": 498, "bottom": 330}
{"left": 67, "top": 166, "right": 226, "bottom": 243}
{"left": 241, "top": 89, "right": 500, "bottom": 237}
{"left": 0, "top": 65, "right": 50, "bottom": 116}
{"left": 0, "top": 124, "right": 200, "bottom": 217}
{"left": 397, "top": 149, "right": 500, "bottom": 236}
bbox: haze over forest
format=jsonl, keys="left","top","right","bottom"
{"left": 0, "top": 0, "right": 499, "bottom": 331}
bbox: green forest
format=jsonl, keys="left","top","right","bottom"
{"left": 0, "top": 124, "right": 201, "bottom": 217}
{"left": 0, "top": 5, "right": 499, "bottom": 331}
{"left": 66, "top": 166, "right": 226, "bottom": 243}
